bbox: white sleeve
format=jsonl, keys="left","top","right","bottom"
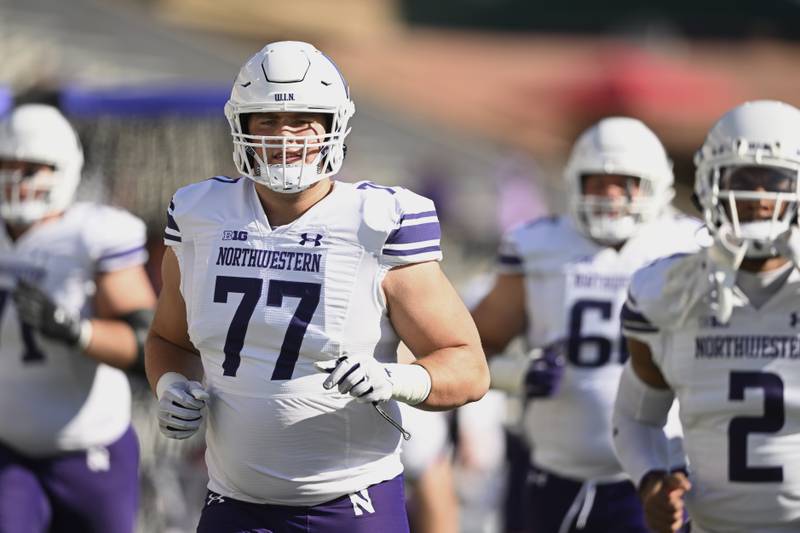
{"left": 379, "top": 187, "right": 442, "bottom": 267}
{"left": 88, "top": 206, "right": 148, "bottom": 273}
{"left": 612, "top": 362, "right": 676, "bottom": 487}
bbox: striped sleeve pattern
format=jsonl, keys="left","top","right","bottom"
{"left": 164, "top": 198, "right": 182, "bottom": 246}
{"left": 381, "top": 209, "right": 442, "bottom": 266}
{"left": 620, "top": 291, "right": 659, "bottom": 336}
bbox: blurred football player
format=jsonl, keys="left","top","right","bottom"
{"left": 144, "top": 40, "right": 489, "bottom": 533}
{"left": 615, "top": 100, "right": 800, "bottom": 533}
{"left": 0, "top": 104, "right": 156, "bottom": 532}
{"left": 472, "top": 117, "right": 698, "bottom": 532}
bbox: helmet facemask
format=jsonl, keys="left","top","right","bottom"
{"left": 225, "top": 41, "right": 356, "bottom": 194}
{"left": 703, "top": 164, "right": 800, "bottom": 259}
{"left": 0, "top": 162, "right": 64, "bottom": 225}
{"left": 573, "top": 173, "right": 672, "bottom": 246}
{"left": 0, "top": 105, "right": 84, "bottom": 228}
{"left": 229, "top": 108, "right": 351, "bottom": 194}
{"left": 565, "top": 117, "right": 675, "bottom": 247}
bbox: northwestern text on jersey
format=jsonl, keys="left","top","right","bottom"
{"left": 215, "top": 247, "right": 321, "bottom": 273}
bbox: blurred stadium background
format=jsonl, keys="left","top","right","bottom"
{"left": 2, "top": 0, "right": 799, "bottom": 531}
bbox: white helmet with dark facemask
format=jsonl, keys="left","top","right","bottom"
{"left": 0, "top": 104, "right": 84, "bottom": 226}
{"left": 224, "top": 41, "right": 355, "bottom": 194}
{"left": 695, "top": 100, "right": 800, "bottom": 261}
{"left": 565, "top": 117, "right": 675, "bottom": 246}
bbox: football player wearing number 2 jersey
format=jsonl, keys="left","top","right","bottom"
{"left": 615, "top": 100, "right": 800, "bottom": 533}
{"left": 144, "top": 41, "right": 489, "bottom": 533}
{"left": 472, "top": 117, "right": 700, "bottom": 533}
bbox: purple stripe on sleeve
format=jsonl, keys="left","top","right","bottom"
{"left": 399, "top": 211, "right": 437, "bottom": 224}
{"left": 167, "top": 213, "right": 179, "bottom": 231}
{"left": 386, "top": 222, "right": 441, "bottom": 245}
{"left": 623, "top": 323, "right": 659, "bottom": 333}
{"left": 620, "top": 302, "right": 656, "bottom": 329}
{"left": 169, "top": 199, "right": 175, "bottom": 212}
{"left": 164, "top": 234, "right": 182, "bottom": 243}
{"left": 98, "top": 245, "right": 147, "bottom": 263}
{"left": 498, "top": 254, "right": 523, "bottom": 265}
{"left": 382, "top": 245, "right": 441, "bottom": 257}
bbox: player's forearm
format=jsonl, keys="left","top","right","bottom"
{"left": 81, "top": 318, "right": 139, "bottom": 369}
{"left": 612, "top": 364, "right": 675, "bottom": 486}
{"left": 144, "top": 331, "right": 203, "bottom": 395}
{"left": 414, "top": 345, "right": 489, "bottom": 410}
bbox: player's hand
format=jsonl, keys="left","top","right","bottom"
{"left": 156, "top": 372, "right": 210, "bottom": 440}
{"left": 13, "top": 280, "right": 86, "bottom": 347}
{"left": 315, "top": 356, "right": 394, "bottom": 403}
{"left": 639, "top": 471, "right": 691, "bottom": 533}
{"left": 524, "top": 341, "right": 566, "bottom": 398}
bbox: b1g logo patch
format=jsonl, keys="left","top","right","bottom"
{"left": 222, "top": 230, "right": 248, "bottom": 241}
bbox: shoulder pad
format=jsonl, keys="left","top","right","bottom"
{"left": 355, "top": 182, "right": 442, "bottom": 266}
{"left": 623, "top": 252, "right": 707, "bottom": 334}
{"left": 79, "top": 203, "right": 148, "bottom": 272}
{"left": 166, "top": 176, "right": 244, "bottom": 245}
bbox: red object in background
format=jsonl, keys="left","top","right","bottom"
{"left": 559, "top": 45, "right": 742, "bottom": 125}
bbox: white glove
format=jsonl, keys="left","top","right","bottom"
{"left": 156, "top": 372, "right": 209, "bottom": 440}
{"left": 315, "top": 356, "right": 431, "bottom": 405}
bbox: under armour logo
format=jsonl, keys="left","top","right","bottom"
{"left": 206, "top": 493, "right": 226, "bottom": 506}
{"left": 792, "top": 313, "right": 799, "bottom": 328}
{"left": 299, "top": 233, "right": 323, "bottom": 247}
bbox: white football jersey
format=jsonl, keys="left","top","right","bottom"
{"left": 165, "top": 177, "right": 442, "bottom": 506}
{"left": 624, "top": 254, "right": 800, "bottom": 532}
{"left": 499, "top": 214, "right": 700, "bottom": 480}
{"left": 0, "top": 203, "right": 147, "bottom": 456}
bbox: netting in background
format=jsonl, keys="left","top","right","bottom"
{"left": 62, "top": 85, "right": 235, "bottom": 234}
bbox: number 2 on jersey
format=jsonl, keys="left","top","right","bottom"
{"left": 213, "top": 275, "right": 321, "bottom": 379}
{"left": 728, "top": 371, "right": 785, "bottom": 482}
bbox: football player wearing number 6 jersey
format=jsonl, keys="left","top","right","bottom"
{"left": 144, "top": 40, "right": 489, "bottom": 533}
{"left": 472, "top": 117, "right": 699, "bottom": 533}
{"left": 0, "top": 104, "right": 157, "bottom": 533}
{"left": 614, "top": 100, "right": 800, "bottom": 533}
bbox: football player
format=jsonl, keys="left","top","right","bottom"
{"left": 144, "top": 40, "right": 489, "bottom": 533}
{"left": 0, "top": 104, "right": 156, "bottom": 532}
{"left": 472, "top": 117, "right": 698, "bottom": 533}
{"left": 615, "top": 99, "right": 800, "bottom": 533}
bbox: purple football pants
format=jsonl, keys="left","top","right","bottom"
{"left": 525, "top": 465, "right": 649, "bottom": 533}
{"left": 197, "top": 474, "right": 410, "bottom": 533}
{"left": 0, "top": 425, "right": 139, "bottom": 533}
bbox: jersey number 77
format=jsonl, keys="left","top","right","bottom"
{"left": 213, "top": 275, "right": 321, "bottom": 379}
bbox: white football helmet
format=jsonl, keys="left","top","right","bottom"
{"left": 224, "top": 41, "right": 355, "bottom": 193}
{"left": 565, "top": 117, "right": 675, "bottom": 245}
{"left": 694, "top": 100, "right": 800, "bottom": 260}
{"left": 0, "top": 104, "right": 84, "bottom": 226}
